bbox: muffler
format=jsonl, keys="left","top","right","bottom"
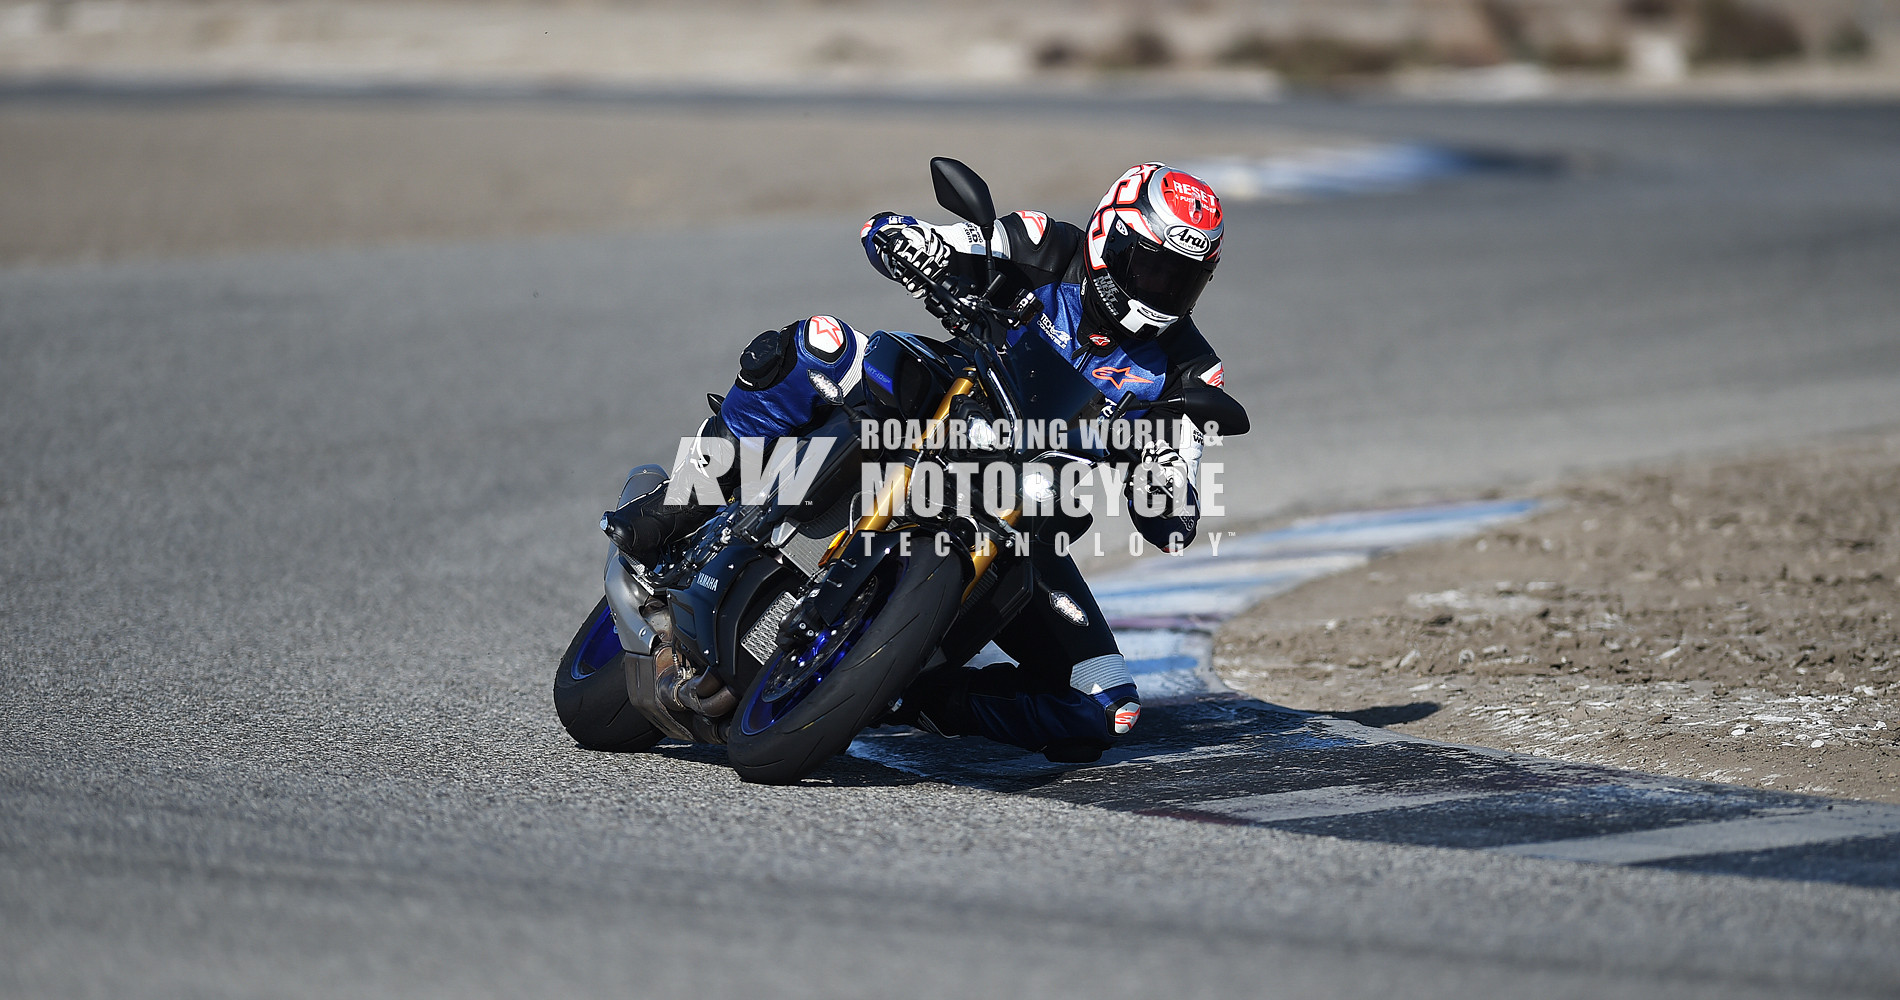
{"left": 623, "top": 601, "right": 737, "bottom": 744}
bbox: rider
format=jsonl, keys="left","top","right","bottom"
{"left": 604, "top": 162, "right": 1237, "bottom": 763}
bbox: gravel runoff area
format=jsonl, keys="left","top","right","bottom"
{"left": 1215, "top": 429, "right": 1900, "bottom": 805}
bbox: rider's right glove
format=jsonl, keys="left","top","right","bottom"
{"left": 879, "top": 224, "right": 950, "bottom": 299}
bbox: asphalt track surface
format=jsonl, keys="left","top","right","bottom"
{"left": 6, "top": 94, "right": 1900, "bottom": 997}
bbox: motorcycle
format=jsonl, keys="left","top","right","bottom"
{"left": 553, "top": 158, "right": 1248, "bottom": 784}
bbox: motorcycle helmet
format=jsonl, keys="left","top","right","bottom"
{"left": 1081, "top": 163, "right": 1223, "bottom": 346}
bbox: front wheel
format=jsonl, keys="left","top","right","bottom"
{"left": 553, "top": 597, "right": 664, "bottom": 753}
{"left": 727, "top": 548, "right": 964, "bottom": 784}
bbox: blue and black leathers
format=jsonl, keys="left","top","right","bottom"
{"left": 917, "top": 544, "right": 1141, "bottom": 762}
{"left": 863, "top": 210, "right": 1224, "bottom": 551}
{"left": 645, "top": 209, "right": 1230, "bottom": 761}
{"left": 856, "top": 208, "right": 1236, "bottom": 758}
{"left": 720, "top": 316, "right": 868, "bottom": 441}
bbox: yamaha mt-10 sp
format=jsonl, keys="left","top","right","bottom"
{"left": 553, "top": 157, "right": 1247, "bottom": 784}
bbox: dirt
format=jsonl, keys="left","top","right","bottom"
{"left": 1214, "top": 429, "right": 1900, "bottom": 804}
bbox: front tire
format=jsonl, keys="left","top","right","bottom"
{"left": 727, "top": 548, "right": 964, "bottom": 784}
{"left": 554, "top": 597, "right": 664, "bottom": 753}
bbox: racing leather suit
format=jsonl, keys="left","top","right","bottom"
{"left": 664, "top": 209, "right": 1228, "bottom": 762}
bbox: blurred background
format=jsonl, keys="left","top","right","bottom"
{"left": 5, "top": 0, "right": 1900, "bottom": 567}
{"left": 4, "top": 0, "right": 1899, "bottom": 264}
{"left": 5, "top": 6, "right": 1900, "bottom": 995}
{"left": 3, "top": 0, "right": 1898, "bottom": 99}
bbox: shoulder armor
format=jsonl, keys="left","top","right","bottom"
{"left": 997, "top": 215, "right": 1084, "bottom": 288}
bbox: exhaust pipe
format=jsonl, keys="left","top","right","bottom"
{"left": 604, "top": 553, "right": 657, "bottom": 655}
{"left": 621, "top": 599, "right": 738, "bottom": 743}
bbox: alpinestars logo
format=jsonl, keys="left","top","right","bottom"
{"left": 1092, "top": 365, "right": 1154, "bottom": 390}
{"left": 1017, "top": 210, "right": 1049, "bottom": 244}
{"left": 804, "top": 314, "right": 846, "bottom": 357}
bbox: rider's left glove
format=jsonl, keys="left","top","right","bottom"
{"left": 1127, "top": 435, "right": 1199, "bottom": 552}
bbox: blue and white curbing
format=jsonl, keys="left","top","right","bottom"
{"left": 1182, "top": 144, "right": 1557, "bottom": 203}
{"left": 1100, "top": 499, "right": 1539, "bottom": 700}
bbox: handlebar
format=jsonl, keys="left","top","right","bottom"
{"left": 873, "top": 226, "right": 1250, "bottom": 445}
{"left": 871, "top": 229, "right": 1041, "bottom": 336}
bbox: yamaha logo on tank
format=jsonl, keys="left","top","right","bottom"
{"left": 1165, "top": 225, "right": 1210, "bottom": 257}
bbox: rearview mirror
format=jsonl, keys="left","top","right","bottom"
{"left": 1174, "top": 384, "right": 1250, "bottom": 435}
{"left": 930, "top": 157, "right": 995, "bottom": 237}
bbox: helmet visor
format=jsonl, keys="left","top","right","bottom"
{"left": 1109, "top": 239, "right": 1214, "bottom": 317}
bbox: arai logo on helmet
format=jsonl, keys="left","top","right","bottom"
{"left": 1165, "top": 225, "right": 1211, "bottom": 258}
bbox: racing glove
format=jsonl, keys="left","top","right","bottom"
{"left": 878, "top": 224, "right": 951, "bottom": 299}
{"left": 1126, "top": 431, "right": 1200, "bottom": 552}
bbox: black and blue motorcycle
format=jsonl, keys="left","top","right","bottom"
{"left": 552, "top": 158, "right": 1245, "bottom": 784}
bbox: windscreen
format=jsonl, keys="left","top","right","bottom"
{"left": 1004, "top": 327, "right": 1106, "bottom": 427}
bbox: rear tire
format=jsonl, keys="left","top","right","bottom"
{"left": 727, "top": 548, "right": 964, "bottom": 784}
{"left": 554, "top": 597, "right": 664, "bottom": 753}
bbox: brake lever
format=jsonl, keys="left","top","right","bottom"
{"left": 872, "top": 229, "right": 972, "bottom": 322}
{"left": 871, "top": 230, "right": 1042, "bottom": 345}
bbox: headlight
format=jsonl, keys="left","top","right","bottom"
{"left": 1022, "top": 470, "right": 1056, "bottom": 506}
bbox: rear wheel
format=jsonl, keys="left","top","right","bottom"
{"left": 727, "top": 547, "right": 964, "bottom": 784}
{"left": 553, "top": 597, "right": 663, "bottom": 752}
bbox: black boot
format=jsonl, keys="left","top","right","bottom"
{"left": 885, "top": 665, "right": 979, "bottom": 736}
{"left": 601, "top": 484, "right": 717, "bottom": 566}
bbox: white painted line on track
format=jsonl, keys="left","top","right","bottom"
{"left": 1495, "top": 803, "right": 1900, "bottom": 865}
{"left": 1197, "top": 785, "right": 1506, "bottom": 824}
{"left": 1120, "top": 629, "right": 1219, "bottom": 700}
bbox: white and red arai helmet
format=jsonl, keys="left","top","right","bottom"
{"left": 1082, "top": 163, "right": 1224, "bottom": 345}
